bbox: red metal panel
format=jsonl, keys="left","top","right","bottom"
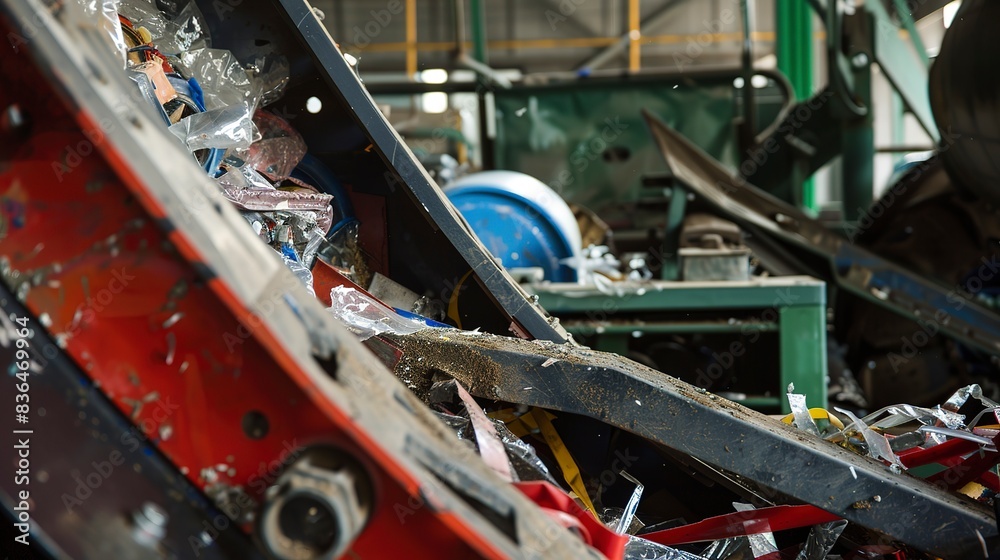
{"left": 0, "top": 21, "right": 501, "bottom": 559}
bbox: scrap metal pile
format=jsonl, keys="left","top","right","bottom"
{"left": 0, "top": 0, "right": 999, "bottom": 559}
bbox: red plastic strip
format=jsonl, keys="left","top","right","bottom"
{"left": 515, "top": 481, "right": 628, "bottom": 560}
{"left": 641, "top": 504, "right": 840, "bottom": 546}
{"left": 925, "top": 431, "right": 1000, "bottom": 491}
{"left": 897, "top": 437, "right": 979, "bottom": 468}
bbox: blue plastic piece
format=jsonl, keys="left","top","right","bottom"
{"left": 187, "top": 77, "right": 206, "bottom": 111}
{"left": 204, "top": 148, "right": 225, "bottom": 176}
{"left": 445, "top": 174, "right": 580, "bottom": 282}
{"left": 280, "top": 243, "right": 299, "bottom": 261}
{"left": 393, "top": 308, "right": 450, "bottom": 328}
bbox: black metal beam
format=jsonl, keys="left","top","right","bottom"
{"left": 273, "top": 0, "right": 569, "bottom": 343}
{"left": 385, "top": 329, "right": 997, "bottom": 559}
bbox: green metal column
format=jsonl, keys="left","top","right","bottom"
{"left": 467, "top": 0, "right": 494, "bottom": 168}
{"left": 779, "top": 304, "right": 827, "bottom": 413}
{"left": 776, "top": 0, "right": 815, "bottom": 212}
{"left": 469, "top": 0, "right": 488, "bottom": 64}
{"left": 660, "top": 187, "right": 688, "bottom": 280}
{"left": 841, "top": 49, "right": 874, "bottom": 224}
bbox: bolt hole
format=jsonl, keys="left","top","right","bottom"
{"left": 277, "top": 493, "right": 339, "bottom": 556}
{"left": 242, "top": 410, "right": 269, "bottom": 440}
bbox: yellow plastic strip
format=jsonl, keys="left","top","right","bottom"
{"left": 489, "top": 408, "right": 531, "bottom": 437}
{"left": 531, "top": 408, "right": 598, "bottom": 518}
{"left": 447, "top": 270, "right": 474, "bottom": 329}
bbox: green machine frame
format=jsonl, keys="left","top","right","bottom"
{"left": 528, "top": 276, "right": 828, "bottom": 414}
{"left": 366, "top": 0, "right": 938, "bottom": 414}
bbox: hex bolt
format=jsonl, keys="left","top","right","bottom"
{"left": 132, "top": 501, "right": 168, "bottom": 548}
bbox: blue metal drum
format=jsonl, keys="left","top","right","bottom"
{"left": 444, "top": 171, "right": 582, "bottom": 282}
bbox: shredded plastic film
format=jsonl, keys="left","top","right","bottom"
{"left": 624, "top": 537, "right": 708, "bottom": 560}
{"left": 835, "top": 407, "right": 903, "bottom": 468}
{"left": 731, "top": 503, "right": 779, "bottom": 558}
{"left": 327, "top": 285, "right": 427, "bottom": 341}
{"left": 787, "top": 391, "right": 821, "bottom": 437}
{"left": 169, "top": 101, "right": 256, "bottom": 151}
{"left": 795, "top": 520, "right": 848, "bottom": 560}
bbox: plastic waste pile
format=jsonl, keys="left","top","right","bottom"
{"left": 80, "top": 0, "right": 362, "bottom": 297}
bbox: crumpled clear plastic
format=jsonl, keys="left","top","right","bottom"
{"left": 177, "top": 48, "right": 256, "bottom": 110}
{"left": 440, "top": 379, "right": 515, "bottom": 481}
{"left": 494, "top": 420, "right": 559, "bottom": 484}
{"left": 243, "top": 110, "right": 307, "bottom": 179}
{"left": 795, "top": 519, "right": 847, "bottom": 560}
{"left": 250, "top": 55, "right": 291, "bottom": 107}
{"left": 327, "top": 285, "right": 427, "bottom": 340}
{"left": 119, "top": 0, "right": 210, "bottom": 54}
{"left": 280, "top": 253, "right": 314, "bottom": 297}
{"left": 218, "top": 161, "right": 275, "bottom": 190}
{"left": 429, "top": 410, "right": 557, "bottom": 485}
{"left": 318, "top": 221, "right": 370, "bottom": 288}
{"left": 164, "top": 2, "right": 210, "bottom": 52}
{"left": 427, "top": 379, "right": 556, "bottom": 483}
{"left": 169, "top": 100, "right": 256, "bottom": 151}
{"left": 299, "top": 227, "right": 326, "bottom": 270}
{"left": 624, "top": 536, "right": 708, "bottom": 560}
{"left": 70, "top": 0, "right": 127, "bottom": 66}
{"left": 127, "top": 68, "right": 170, "bottom": 124}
